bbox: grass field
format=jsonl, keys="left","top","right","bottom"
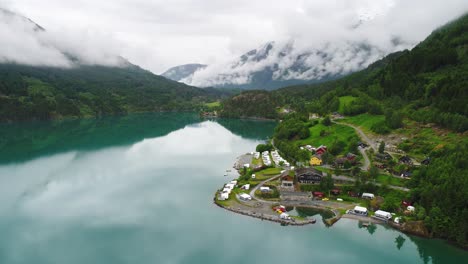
{"left": 254, "top": 168, "right": 282, "bottom": 180}
{"left": 204, "top": 101, "right": 221, "bottom": 108}
{"left": 338, "top": 96, "right": 358, "bottom": 113}
{"left": 376, "top": 174, "right": 407, "bottom": 187}
{"left": 340, "top": 113, "right": 385, "bottom": 134}
{"left": 295, "top": 123, "right": 359, "bottom": 149}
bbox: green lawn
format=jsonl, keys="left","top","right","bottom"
{"left": 376, "top": 174, "right": 407, "bottom": 187}
{"left": 204, "top": 101, "right": 221, "bottom": 108}
{"left": 253, "top": 168, "right": 282, "bottom": 181}
{"left": 252, "top": 157, "right": 263, "bottom": 166}
{"left": 340, "top": 113, "right": 385, "bottom": 134}
{"left": 338, "top": 96, "right": 358, "bottom": 113}
{"left": 295, "top": 123, "right": 359, "bottom": 149}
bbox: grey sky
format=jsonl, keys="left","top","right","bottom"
{"left": 1, "top": 0, "right": 467, "bottom": 74}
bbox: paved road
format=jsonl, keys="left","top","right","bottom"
{"left": 333, "top": 121, "right": 373, "bottom": 170}
{"left": 340, "top": 122, "right": 377, "bottom": 151}
{"left": 249, "top": 173, "right": 284, "bottom": 204}
{"left": 330, "top": 174, "right": 410, "bottom": 192}
{"left": 358, "top": 146, "right": 370, "bottom": 171}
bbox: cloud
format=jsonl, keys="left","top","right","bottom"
{"left": 0, "top": 7, "right": 124, "bottom": 67}
{"left": 182, "top": 0, "right": 468, "bottom": 87}
{"left": 1, "top": 0, "right": 468, "bottom": 75}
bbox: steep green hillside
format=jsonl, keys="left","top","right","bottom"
{"left": 0, "top": 63, "right": 218, "bottom": 121}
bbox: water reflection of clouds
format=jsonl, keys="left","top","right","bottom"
{"left": 1, "top": 121, "right": 259, "bottom": 227}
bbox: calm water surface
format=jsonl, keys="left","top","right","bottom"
{"left": 0, "top": 113, "right": 465, "bottom": 264}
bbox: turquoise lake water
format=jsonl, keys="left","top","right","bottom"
{"left": 0, "top": 113, "right": 465, "bottom": 264}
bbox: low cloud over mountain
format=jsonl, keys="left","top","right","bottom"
{"left": 0, "top": 8, "right": 125, "bottom": 67}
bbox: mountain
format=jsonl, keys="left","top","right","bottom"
{"left": 161, "top": 63, "right": 207, "bottom": 81}
{"left": 0, "top": 10, "right": 217, "bottom": 122}
{"left": 169, "top": 39, "right": 407, "bottom": 90}
{"left": 220, "top": 13, "right": 468, "bottom": 132}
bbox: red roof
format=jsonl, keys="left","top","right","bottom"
{"left": 313, "top": 191, "right": 324, "bottom": 197}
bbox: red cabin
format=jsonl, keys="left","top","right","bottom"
{"left": 331, "top": 189, "right": 341, "bottom": 195}
{"left": 312, "top": 191, "right": 324, "bottom": 198}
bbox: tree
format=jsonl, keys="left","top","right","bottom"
{"left": 379, "top": 141, "right": 385, "bottom": 154}
{"left": 256, "top": 143, "right": 273, "bottom": 153}
{"left": 320, "top": 174, "right": 334, "bottom": 194}
{"left": 322, "top": 116, "right": 331, "bottom": 126}
{"left": 369, "top": 166, "right": 379, "bottom": 182}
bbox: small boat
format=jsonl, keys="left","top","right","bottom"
{"left": 223, "top": 174, "right": 228, "bottom": 177}
{"left": 226, "top": 169, "right": 231, "bottom": 172}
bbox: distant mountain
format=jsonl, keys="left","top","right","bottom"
{"left": 162, "top": 63, "right": 206, "bottom": 81}
{"left": 170, "top": 39, "right": 407, "bottom": 90}
{"left": 0, "top": 10, "right": 218, "bottom": 122}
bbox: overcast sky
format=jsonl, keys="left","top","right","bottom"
{"left": 1, "top": 0, "right": 467, "bottom": 74}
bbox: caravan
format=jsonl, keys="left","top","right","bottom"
{"left": 361, "top": 193, "right": 375, "bottom": 199}
{"left": 374, "top": 210, "right": 392, "bottom": 220}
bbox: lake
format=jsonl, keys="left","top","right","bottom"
{"left": 0, "top": 113, "right": 465, "bottom": 264}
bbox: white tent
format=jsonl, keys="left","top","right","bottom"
{"left": 279, "top": 213, "right": 291, "bottom": 220}
{"left": 241, "top": 184, "right": 250, "bottom": 190}
{"left": 407, "top": 206, "right": 415, "bottom": 212}
{"left": 230, "top": 180, "right": 238, "bottom": 185}
{"left": 220, "top": 192, "right": 229, "bottom": 200}
{"left": 375, "top": 210, "right": 392, "bottom": 220}
{"left": 354, "top": 206, "right": 368, "bottom": 215}
{"left": 225, "top": 183, "right": 235, "bottom": 190}
{"left": 260, "top": 187, "right": 270, "bottom": 192}
{"left": 239, "top": 193, "right": 252, "bottom": 201}
{"left": 362, "top": 193, "right": 375, "bottom": 199}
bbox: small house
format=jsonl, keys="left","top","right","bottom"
{"left": 346, "top": 153, "right": 357, "bottom": 161}
{"left": 296, "top": 168, "right": 323, "bottom": 184}
{"left": 312, "top": 191, "right": 324, "bottom": 198}
{"left": 376, "top": 152, "right": 392, "bottom": 161}
{"left": 373, "top": 162, "right": 386, "bottom": 169}
{"left": 310, "top": 156, "right": 323, "bottom": 166}
{"left": 334, "top": 157, "right": 347, "bottom": 168}
{"left": 399, "top": 156, "right": 413, "bottom": 165}
{"left": 281, "top": 175, "right": 294, "bottom": 188}
{"left": 421, "top": 157, "right": 431, "bottom": 165}
{"left": 315, "top": 145, "right": 327, "bottom": 155}
{"left": 331, "top": 189, "right": 341, "bottom": 195}
{"left": 358, "top": 142, "right": 368, "bottom": 148}
{"left": 400, "top": 171, "right": 412, "bottom": 178}
{"left": 362, "top": 193, "right": 375, "bottom": 199}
